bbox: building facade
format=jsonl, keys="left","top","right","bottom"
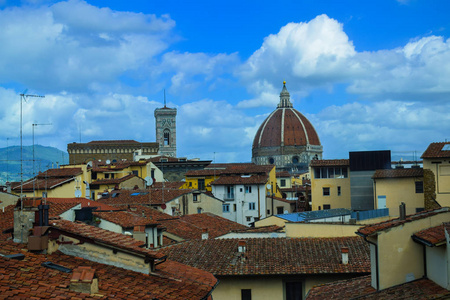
{"left": 67, "top": 140, "right": 158, "bottom": 164}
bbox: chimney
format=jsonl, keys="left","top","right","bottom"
{"left": 399, "top": 202, "right": 406, "bottom": 220}
{"left": 238, "top": 240, "right": 247, "bottom": 253}
{"left": 6, "top": 181, "right": 11, "bottom": 193}
{"left": 201, "top": 228, "right": 208, "bottom": 240}
{"left": 341, "top": 247, "right": 349, "bottom": 265}
{"left": 70, "top": 267, "right": 98, "bottom": 294}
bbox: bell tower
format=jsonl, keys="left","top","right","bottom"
{"left": 154, "top": 97, "right": 177, "bottom": 157}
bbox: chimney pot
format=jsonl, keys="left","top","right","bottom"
{"left": 201, "top": 228, "right": 209, "bottom": 240}
{"left": 341, "top": 247, "right": 349, "bottom": 265}
{"left": 238, "top": 240, "right": 247, "bottom": 253}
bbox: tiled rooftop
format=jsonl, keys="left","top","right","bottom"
{"left": 90, "top": 174, "right": 141, "bottom": 185}
{"left": 160, "top": 237, "right": 370, "bottom": 276}
{"left": 412, "top": 224, "right": 446, "bottom": 246}
{"left": 358, "top": 207, "right": 450, "bottom": 237}
{"left": 0, "top": 239, "right": 217, "bottom": 299}
{"left": 93, "top": 210, "right": 160, "bottom": 228}
{"left": 49, "top": 219, "right": 165, "bottom": 259}
{"left": 97, "top": 188, "right": 193, "bottom": 206}
{"left": 310, "top": 159, "right": 349, "bottom": 167}
{"left": 421, "top": 142, "right": 450, "bottom": 158}
{"left": 186, "top": 163, "right": 274, "bottom": 177}
{"left": 210, "top": 174, "right": 269, "bottom": 185}
{"left": 306, "top": 274, "right": 450, "bottom": 299}
{"left": 372, "top": 168, "right": 423, "bottom": 179}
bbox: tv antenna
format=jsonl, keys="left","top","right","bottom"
{"left": 32, "top": 122, "right": 52, "bottom": 198}
{"left": 19, "top": 91, "right": 44, "bottom": 213}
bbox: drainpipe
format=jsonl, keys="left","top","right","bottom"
{"left": 357, "top": 232, "right": 379, "bottom": 291}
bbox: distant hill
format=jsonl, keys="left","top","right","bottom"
{"left": 0, "top": 145, "right": 69, "bottom": 184}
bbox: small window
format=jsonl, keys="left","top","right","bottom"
{"left": 189, "top": 182, "right": 192, "bottom": 187}
{"left": 245, "top": 186, "right": 252, "bottom": 193}
{"left": 268, "top": 157, "right": 274, "bottom": 164}
{"left": 241, "top": 289, "right": 251, "bottom": 300}
{"left": 280, "top": 179, "right": 286, "bottom": 187}
{"left": 323, "top": 187, "right": 330, "bottom": 196}
{"left": 197, "top": 207, "right": 202, "bottom": 214}
{"left": 292, "top": 156, "right": 299, "bottom": 164}
{"left": 246, "top": 216, "right": 252, "bottom": 222}
{"left": 198, "top": 179, "right": 205, "bottom": 190}
{"left": 105, "top": 173, "right": 110, "bottom": 179}
{"left": 193, "top": 194, "right": 198, "bottom": 202}
{"left": 223, "top": 204, "right": 230, "bottom": 213}
{"left": 337, "top": 186, "right": 341, "bottom": 196}
{"left": 234, "top": 204, "right": 237, "bottom": 211}
{"left": 415, "top": 181, "right": 424, "bottom": 193}
{"left": 277, "top": 207, "right": 284, "bottom": 214}
{"left": 323, "top": 204, "right": 331, "bottom": 210}
{"left": 132, "top": 170, "right": 138, "bottom": 176}
{"left": 249, "top": 202, "right": 256, "bottom": 210}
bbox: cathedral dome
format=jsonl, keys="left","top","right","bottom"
{"left": 252, "top": 82, "right": 323, "bottom": 171}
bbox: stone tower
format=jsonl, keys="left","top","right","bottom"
{"left": 154, "top": 102, "right": 177, "bottom": 157}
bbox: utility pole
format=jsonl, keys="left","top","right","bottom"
{"left": 32, "top": 123, "right": 52, "bottom": 199}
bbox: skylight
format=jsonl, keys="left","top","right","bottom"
{"left": 443, "top": 144, "right": 450, "bottom": 151}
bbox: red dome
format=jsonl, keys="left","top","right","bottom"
{"left": 252, "top": 107, "right": 321, "bottom": 149}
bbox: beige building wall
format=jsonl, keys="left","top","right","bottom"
{"left": 255, "top": 216, "right": 289, "bottom": 228}
{"left": 375, "top": 211, "right": 450, "bottom": 290}
{"left": 0, "top": 192, "right": 19, "bottom": 208}
{"left": 311, "top": 176, "right": 351, "bottom": 211}
{"left": 374, "top": 177, "right": 424, "bottom": 216}
{"left": 285, "top": 223, "right": 361, "bottom": 238}
{"left": 423, "top": 160, "right": 450, "bottom": 207}
{"left": 213, "top": 276, "right": 282, "bottom": 300}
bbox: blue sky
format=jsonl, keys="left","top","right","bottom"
{"left": 0, "top": 0, "right": 449, "bottom": 164}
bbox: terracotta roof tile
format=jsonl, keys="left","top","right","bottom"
{"left": 186, "top": 163, "right": 273, "bottom": 177}
{"left": 160, "top": 237, "right": 370, "bottom": 276}
{"left": 412, "top": 224, "right": 446, "bottom": 246}
{"left": 421, "top": 142, "right": 450, "bottom": 158}
{"left": 0, "top": 239, "right": 217, "bottom": 299}
{"left": 97, "top": 188, "right": 193, "bottom": 206}
{"left": 310, "top": 159, "right": 349, "bottom": 167}
{"left": 210, "top": 174, "right": 269, "bottom": 185}
{"left": 307, "top": 275, "right": 450, "bottom": 299}
{"left": 93, "top": 210, "right": 159, "bottom": 228}
{"left": 372, "top": 168, "right": 423, "bottom": 179}
{"left": 358, "top": 207, "right": 450, "bottom": 236}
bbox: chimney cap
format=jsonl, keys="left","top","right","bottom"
{"left": 341, "top": 247, "right": 349, "bottom": 253}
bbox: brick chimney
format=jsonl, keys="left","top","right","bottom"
{"left": 341, "top": 247, "right": 349, "bottom": 265}
{"left": 201, "top": 228, "right": 209, "bottom": 240}
{"left": 70, "top": 267, "right": 98, "bottom": 294}
{"left": 238, "top": 240, "right": 247, "bottom": 253}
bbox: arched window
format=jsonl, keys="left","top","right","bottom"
{"left": 268, "top": 157, "right": 275, "bottom": 164}
{"left": 164, "top": 129, "right": 170, "bottom": 146}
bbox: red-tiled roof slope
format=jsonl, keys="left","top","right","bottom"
{"left": 14, "top": 177, "right": 76, "bottom": 192}
{"left": 358, "top": 207, "right": 450, "bottom": 237}
{"left": 372, "top": 168, "right": 423, "bottom": 179}
{"left": 180, "top": 213, "right": 247, "bottom": 237}
{"left": 0, "top": 205, "right": 15, "bottom": 240}
{"left": 152, "top": 181, "right": 185, "bottom": 189}
{"left": 91, "top": 174, "right": 142, "bottom": 185}
{"left": 412, "top": 224, "right": 446, "bottom": 246}
{"left": 37, "top": 168, "right": 83, "bottom": 178}
{"left": 47, "top": 202, "right": 80, "bottom": 218}
{"left": 93, "top": 210, "right": 159, "bottom": 228}
{"left": 306, "top": 274, "right": 450, "bottom": 299}
{"left": 97, "top": 188, "right": 193, "bottom": 206}
{"left": 50, "top": 219, "right": 165, "bottom": 259}
{"left": 421, "top": 142, "right": 450, "bottom": 158}
{"left": 231, "top": 225, "right": 284, "bottom": 233}
{"left": 160, "top": 237, "right": 370, "bottom": 276}
{"left": 186, "top": 163, "right": 273, "bottom": 177}
{"left": 310, "top": 159, "right": 349, "bottom": 167}
{"left": 276, "top": 171, "right": 291, "bottom": 177}
{"left": 0, "top": 240, "right": 217, "bottom": 299}
{"left": 47, "top": 197, "right": 118, "bottom": 210}
{"left": 210, "top": 174, "right": 268, "bottom": 185}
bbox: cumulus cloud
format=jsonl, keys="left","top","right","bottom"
{"left": 239, "top": 14, "right": 450, "bottom": 107}
{"left": 0, "top": 0, "right": 175, "bottom": 92}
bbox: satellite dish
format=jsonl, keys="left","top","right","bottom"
{"left": 161, "top": 204, "right": 167, "bottom": 209}
{"left": 106, "top": 159, "right": 111, "bottom": 164}
{"left": 266, "top": 184, "right": 271, "bottom": 190}
{"left": 284, "top": 210, "right": 289, "bottom": 214}
{"left": 87, "top": 161, "right": 93, "bottom": 168}
{"left": 75, "top": 190, "right": 82, "bottom": 198}
{"left": 145, "top": 176, "right": 154, "bottom": 186}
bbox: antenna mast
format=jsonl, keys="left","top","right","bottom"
{"left": 32, "top": 123, "right": 52, "bottom": 199}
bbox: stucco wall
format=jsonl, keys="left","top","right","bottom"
{"left": 311, "top": 176, "right": 351, "bottom": 211}
{"left": 377, "top": 211, "right": 450, "bottom": 290}
{"left": 374, "top": 177, "right": 424, "bottom": 216}
{"left": 285, "top": 223, "right": 361, "bottom": 238}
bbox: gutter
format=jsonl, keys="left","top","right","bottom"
{"left": 356, "top": 232, "right": 379, "bottom": 291}
{"left": 201, "top": 279, "right": 220, "bottom": 300}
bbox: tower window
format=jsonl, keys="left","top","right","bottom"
{"left": 292, "top": 156, "right": 299, "bottom": 164}
{"left": 163, "top": 129, "right": 170, "bottom": 146}
{"left": 268, "top": 157, "right": 275, "bottom": 164}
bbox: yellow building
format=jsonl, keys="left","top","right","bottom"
{"left": 372, "top": 168, "right": 424, "bottom": 216}
{"left": 310, "top": 159, "right": 351, "bottom": 210}
{"left": 421, "top": 141, "right": 450, "bottom": 207}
